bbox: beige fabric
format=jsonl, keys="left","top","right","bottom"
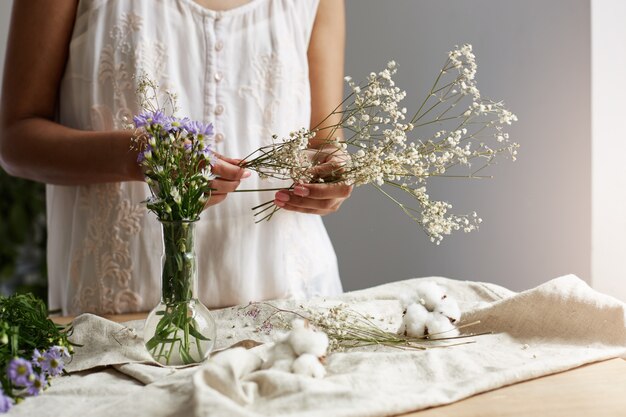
{"left": 10, "top": 275, "right": 626, "bottom": 416}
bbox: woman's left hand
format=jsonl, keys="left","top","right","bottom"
{"left": 273, "top": 146, "right": 353, "bottom": 215}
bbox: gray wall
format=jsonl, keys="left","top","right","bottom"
{"left": 326, "top": 0, "right": 591, "bottom": 292}
{"left": 0, "top": 1, "right": 592, "bottom": 293}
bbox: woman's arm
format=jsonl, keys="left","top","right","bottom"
{"left": 0, "top": 0, "right": 247, "bottom": 196}
{"left": 0, "top": 0, "right": 144, "bottom": 185}
{"left": 274, "top": 0, "right": 353, "bottom": 215}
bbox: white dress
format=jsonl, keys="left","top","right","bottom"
{"left": 48, "top": 0, "right": 343, "bottom": 315}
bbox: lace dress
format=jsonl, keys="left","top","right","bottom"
{"left": 47, "top": 0, "right": 343, "bottom": 315}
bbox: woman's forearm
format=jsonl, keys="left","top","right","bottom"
{"left": 0, "top": 118, "right": 143, "bottom": 185}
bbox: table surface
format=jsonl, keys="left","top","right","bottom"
{"left": 52, "top": 314, "right": 626, "bottom": 417}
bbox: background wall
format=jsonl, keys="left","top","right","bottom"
{"left": 329, "top": 0, "right": 592, "bottom": 293}
{"left": 591, "top": 0, "right": 626, "bottom": 299}
{"left": 0, "top": 1, "right": 610, "bottom": 297}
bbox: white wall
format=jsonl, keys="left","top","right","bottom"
{"left": 591, "top": 0, "right": 626, "bottom": 300}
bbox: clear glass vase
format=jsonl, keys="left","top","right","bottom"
{"left": 143, "top": 220, "right": 216, "bottom": 365}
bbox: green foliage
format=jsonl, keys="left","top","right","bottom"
{"left": 0, "top": 292, "right": 73, "bottom": 395}
{"left": 0, "top": 168, "right": 47, "bottom": 299}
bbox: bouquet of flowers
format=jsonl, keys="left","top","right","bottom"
{"left": 132, "top": 78, "right": 218, "bottom": 365}
{"left": 242, "top": 44, "right": 518, "bottom": 244}
{"left": 0, "top": 293, "right": 73, "bottom": 413}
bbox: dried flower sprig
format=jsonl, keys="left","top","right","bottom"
{"left": 241, "top": 44, "right": 519, "bottom": 244}
{"left": 240, "top": 301, "right": 483, "bottom": 353}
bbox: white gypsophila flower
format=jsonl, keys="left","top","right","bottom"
{"left": 425, "top": 312, "right": 460, "bottom": 339}
{"left": 291, "top": 353, "right": 326, "bottom": 379}
{"left": 244, "top": 44, "right": 518, "bottom": 242}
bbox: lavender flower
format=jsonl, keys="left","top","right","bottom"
{"left": 7, "top": 358, "right": 33, "bottom": 387}
{"left": 25, "top": 372, "right": 47, "bottom": 396}
{"left": 0, "top": 389, "right": 11, "bottom": 413}
{"left": 31, "top": 348, "right": 46, "bottom": 368}
{"left": 133, "top": 110, "right": 169, "bottom": 129}
{"left": 183, "top": 120, "right": 214, "bottom": 137}
{"left": 40, "top": 348, "right": 65, "bottom": 377}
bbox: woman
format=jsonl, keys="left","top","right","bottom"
{"left": 0, "top": 0, "right": 351, "bottom": 315}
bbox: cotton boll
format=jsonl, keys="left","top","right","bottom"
{"left": 398, "top": 302, "right": 429, "bottom": 337}
{"left": 434, "top": 297, "right": 461, "bottom": 323}
{"left": 415, "top": 282, "right": 447, "bottom": 311}
{"left": 291, "top": 353, "right": 326, "bottom": 378}
{"left": 425, "top": 312, "right": 459, "bottom": 339}
{"left": 211, "top": 347, "right": 263, "bottom": 378}
{"left": 288, "top": 327, "right": 329, "bottom": 357}
{"left": 261, "top": 341, "right": 297, "bottom": 370}
{"left": 397, "top": 292, "right": 416, "bottom": 310}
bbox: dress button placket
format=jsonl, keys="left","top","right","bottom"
{"left": 213, "top": 14, "right": 225, "bottom": 145}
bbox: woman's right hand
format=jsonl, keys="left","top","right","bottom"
{"left": 204, "top": 156, "right": 251, "bottom": 207}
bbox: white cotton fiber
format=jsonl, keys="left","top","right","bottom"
{"left": 425, "top": 312, "right": 459, "bottom": 339}
{"left": 398, "top": 302, "right": 429, "bottom": 337}
{"left": 415, "top": 282, "right": 447, "bottom": 311}
{"left": 288, "top": 327, "right": 329, "bottom": 357}
{"left": 434, "top": 297, "right": 461, "bottom": 323}
{"left": 291, "top": 353, "right": 326, "bottom": 378}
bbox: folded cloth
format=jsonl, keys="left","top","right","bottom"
{"left": 10, "top": 275, "right": 626, "bottom": 417}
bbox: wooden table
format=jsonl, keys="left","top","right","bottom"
{"left": 52, "top": 314, "right": 626, "bottom": 417}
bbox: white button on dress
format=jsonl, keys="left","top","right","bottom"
{"left": 48, "top": 0, "right": 343, "bottom": 315}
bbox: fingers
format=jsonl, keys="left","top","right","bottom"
{"left": 273, "top": 182, "right": 353, "bottom": 215}
{"left": 211, "top": 157, "right": 251, "bottom": 181}
{"left": 293, "top": 183, "right": 353, "bottom": 200}
{"left": 210, "top": 178, "right": 241, "bottom": 195}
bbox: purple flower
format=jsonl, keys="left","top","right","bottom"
{"left": 25, "top": 372, "right": 47, "bottom": 396}
{"left": 0, "top": 389, "right": 12, "bottom": 413}
{"left": 198, "top": 144, "right": 217, "bottom": 164}
{"left": 49, "top": 345, "right": 71, "bottom": 360}
{"left": 31, "top": 348, "right": 46, "bottom": 368}
{"left": 133, "top": 110, "right": 169, "bottom": 129}
{"left": 7, "top": 358, "right": 33, "bottom": 386}
{"left": 41, "top": 349, "right": 65, "bottom": 377}
{"left": 137, "top": 144, "right": 153, "bottom": 163}
{"left": 183, "top": 120, "right": 214, "bottom": 137}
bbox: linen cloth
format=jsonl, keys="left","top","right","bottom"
{"left": 9, "top": 275, "right": 626, "bottom": 417}
{"left": 47, "top": 0, "right": 342, "bottom": 316}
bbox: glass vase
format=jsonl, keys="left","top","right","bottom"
{"left": 143, "top": 220, "right": 216, "bottom": 365}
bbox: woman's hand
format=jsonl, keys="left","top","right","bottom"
{"left": 204, "top": 155, "right": 250, "bottom": 208}
{"left": 273, "top": 146, "right": 353, "bottom": 215}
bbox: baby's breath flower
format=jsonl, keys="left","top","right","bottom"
{"left": 242, "top": 44, "right": 517, "bottom": 242}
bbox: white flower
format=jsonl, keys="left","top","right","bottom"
{"left": 288, "top": 319, "right": 329, "bottom": 357}
{"left": 170, "top": 187, "right": 182, "bottom": 205}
